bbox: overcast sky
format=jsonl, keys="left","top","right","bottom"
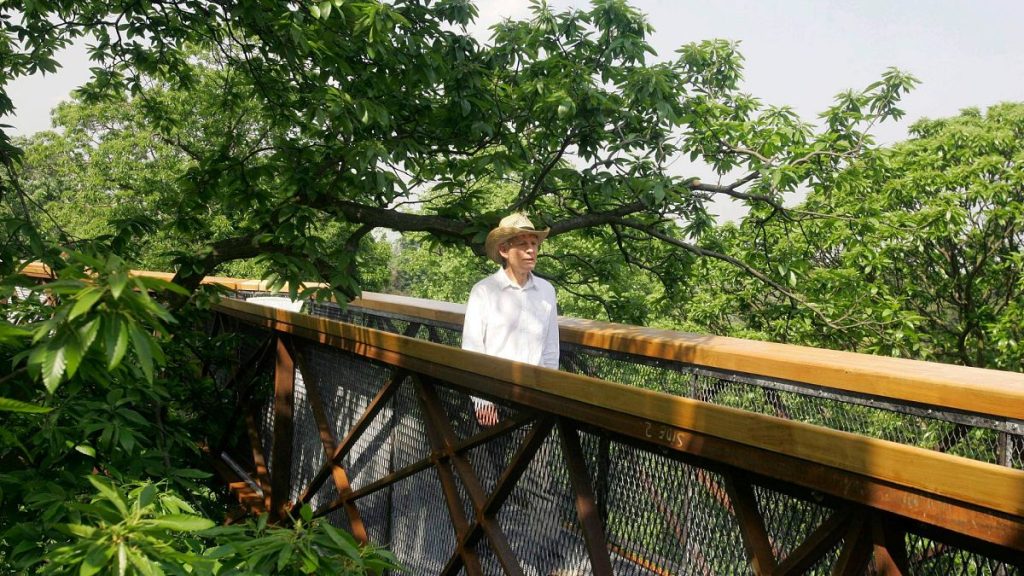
{"left": 5, "top": 1, "right": 1022, "bottom": 217}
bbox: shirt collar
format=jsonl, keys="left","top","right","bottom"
{"left": 494, "top": 268, "right": 536, "bottom": 291}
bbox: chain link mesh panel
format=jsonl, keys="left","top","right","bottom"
{"left": 303, "top": 300, "right": 1024, "bottom": 472}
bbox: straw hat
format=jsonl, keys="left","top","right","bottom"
{"left": 484, "top": 213, "right": 550, "bottom": 264}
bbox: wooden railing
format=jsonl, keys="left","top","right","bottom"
{"left": 342, "top": 290, "right": 1024, "bottom": 423}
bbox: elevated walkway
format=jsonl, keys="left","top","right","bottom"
{"left": 215, "top": 287, "right": 1023, "bottom": 575}
{"left": 20, "top": 264, "right": 1024, "bottom": 574}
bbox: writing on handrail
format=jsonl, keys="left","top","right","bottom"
{"left": 644, "top": 421, "right": 688, "bottom": 450}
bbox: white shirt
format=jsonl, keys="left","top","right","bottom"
{"left": 462, "top": 269, "right": 560, "bottom": 407}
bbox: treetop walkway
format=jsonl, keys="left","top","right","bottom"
{"left": 22, "top": 263, "right": 1024, "bottom": 574}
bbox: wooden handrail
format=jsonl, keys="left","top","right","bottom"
{"left": 349, "top": 290, "right": 1024, "bottom": 422}
{"left": 214, "top": 298, "right": 1024, "bottom": 524}
{"left": 18, "top": 261, "right": 322, "bottom": 293}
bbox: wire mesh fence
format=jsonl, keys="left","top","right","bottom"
{"left": 303, "top": 298, "right": 1024, "bottom": 471}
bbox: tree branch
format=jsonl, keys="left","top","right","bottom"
{"left": 616, "top": 218, "right": 849, "bottom": 331}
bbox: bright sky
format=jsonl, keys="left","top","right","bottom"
{"left": 471, "top": 0, "right": 1024, "bottom": 146}
{"left": 5, "top": 0, "right": 1023, "bottom": 217}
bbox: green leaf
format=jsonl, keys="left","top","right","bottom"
{"left": 171, "top": 468, "right": 212, "bottom": 479}
{"left": 138, "top": 483, "right": 157, "bottom": 509}
{"left": 148, "top": 514, "right": 215, "bottom": 532}
{"left": 63, "top": 523, "right": 99, "bottom": 538}
{"left": 0, "top": 322, "right": 31, "bottom": 344}
{"left": 86, "top": 476, "right": 129, "bottom": 517}
{"left": 134, "top": 276, "right": 189, "bottom": 296}
{"left": 276, "top": 544, "right": 293, "bottom": 572}
{"left": 127, "top": 323, "right": 154, "bottom": 382}
{"left": 75, "top": 443, "right": 97, "bottom": 457}
{"left": 109, "top": 270, "right": 128, "bottom": 300}
{"left": 63, "top": 333, "right": 84, "bottom": 379}
{"left": 70, "top": 287, "right": 104, "bottom": 319}
{"left": 321, "top": 522, "right": 360, "bottom": 559}
{"left": 126, "top": 550, "right": 159, "bottom": 576}
{"left": 104, "top": 317, "right": 129, "bottom": 370}
{"left": 78, "top": 318, "right": 101, "bottom": 351}
{"left": 0, "top": 396, "right": 53, "bottom": 414}
{"left": 42, "top": 341, "right": 68, "bottom": 393}
{"left": 80, "top": 541, "right": 113, "bottom": 576}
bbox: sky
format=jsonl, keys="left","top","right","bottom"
{"left": 5, "top": 0, "right": 1023, "bottom": 218}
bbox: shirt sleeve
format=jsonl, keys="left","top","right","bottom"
{"left": 541, "top": 290, "right": 560, "bottom": 370}
{"left": 462, "top": 283, "right": 493, "bottom": 411}
{"left": 462, "top": 284, "right": 486, "bottom": 354}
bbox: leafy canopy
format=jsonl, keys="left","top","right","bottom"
{"left": 3, "top": 0, "right": 915, "bottom": 305}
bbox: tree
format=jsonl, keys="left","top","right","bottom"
{"left": 8, "top": 77, "right": 396, "bottom": 285}
{"left": 676, "top": 103, "right": 1024, "bottom": 369}
{"left": 3, "top": 0, "right": 914, "bottom": 303}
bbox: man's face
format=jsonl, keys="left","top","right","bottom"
{"left": 500, "top": 233, "right": 541, "bottom": 275}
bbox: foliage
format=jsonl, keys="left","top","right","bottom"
{"left": 0, "top": 255, "right": 396, "bottom": 573}
{"left": 204, "top": 505, "right": 401, "bottom": 575}
{"left": 675, "top": 103, "right": 1024, "bottom": 368}
{"left": 8, "top": 57, "right": 395, "bottom": 285}
{"left": 0, "top": 253, "right": 220, "bottom": 573}
{"left": 35, "top": 477, "right": 214, "bottom": 576}
{"left": 2, "top": 0, "right": 914, "bottom": 304}
{"left": 6, "top": 475, "right": 399, "bottom": 576}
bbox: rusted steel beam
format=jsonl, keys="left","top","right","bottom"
{"left": 320, "top": 411, "right": 539, "bottom": 517}
{"left": 412, "top": 378, "right": 486, "bottom": 576}
{"left": 722, "top": 472, "right": 778, "bottom": 575}
{"left": 292, "top": 369, "right": 405, "bottom": 514}
{"left": 869, "top": 513, "right": 908, "bottom": 576}
{"left": 244, "top": 410, "right": 273, "bottom": 514}
{"left": 559, "top": 419, "right": 615, "bottom": 576}
{"left": 268, "top": 336, "right": 297, "bottom": 521}
{"left": 414, "top": 377, "right": 524, "bottom": 576}
{"left": 607, "top": 543, "right": 675, "bottom": 576}
{"left": 290, "top": 342, "right": 368, "bottom": 543}
{"left": 456, "top": 409, "right": 538, "bottom": 454}
{"left": 774, "top": 507, "right": 852, "bottom": 576}
{"left": 393, "top": 407, "right": 557, "bottom": 573}
{"left": 481, "top": 416, "right": 554, "bottom": 518}
{"left": 323, "top": 456, "right": 433, "bottom": 513}
{"left": 832, "top": 511, "right": 873, "bottom": 576}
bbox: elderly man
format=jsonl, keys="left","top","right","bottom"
{"left": 462, "top": 214, "right": 575, "bottom": 575}
{"left": 462, "top": 212, "right": 560, "bottom": 425}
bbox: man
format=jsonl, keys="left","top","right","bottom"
{"left": 462, "top": 212, "right": 560, "bottom": 425}
{"left": 462, "top": 214, "right": 575, "bottom": 575}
